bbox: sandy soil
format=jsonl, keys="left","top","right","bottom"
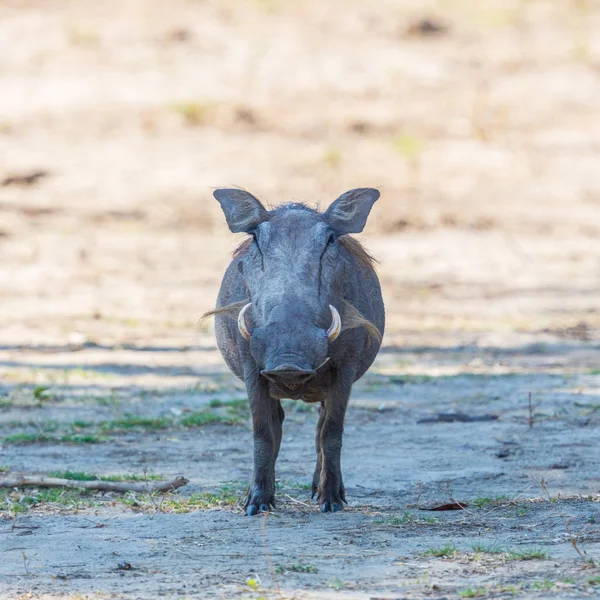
{"left": 1, "top": 0, "right": 600, "bottom": 598}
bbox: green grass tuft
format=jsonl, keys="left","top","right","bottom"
{"left": 1, "top": 404, "right": 245, "bottom": 447}
{"left": 529, "top": 579, "right": 555, "bottom": 591}
{"left": 375, "top": 511, "right": 439, "bottom": 526}
{"left": 180, "top": 410, "right": 229, "bottom": 427}
{"left": 421, "top": 543, "right": 457, "bottom": 558}
{"left": 472, "top": 495, "right": 509, "bottom": 508}
{"left": 276, "top": 564, "right": 318, "bottom": 574}
{"left": 208, "top": 398, "right": 246, "bottom": 409}
{"left": 471, "top": 543, "right": 504, "bottom": 554}
{"left": 0, "top": 488, "right": 95, "bottom": 515}
{"left": 506, "top": 548, "right": 548, "bottom": 561}
{"left": 101, "top": 416, "right": 172, "bottom": 431}
{"left": 459, "top": 588, "right": 487, "bottom": 598}
{"left": 48, "top": 470, "right": 97, "bottom": 481}
{"left": 126, "top": 484, "right": 245, "bottom": 513}
{"left": 33, "top": 385, "right": 52, "bottom": 402}
{"left": 48, "top": 471, "right": 164, "bottom": 482}
{"left": 2, "top": 432, "right": 107, "bottom": 444}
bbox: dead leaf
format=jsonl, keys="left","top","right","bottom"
{"left": 421, "top": 502, "right": 468, "bottom": 511}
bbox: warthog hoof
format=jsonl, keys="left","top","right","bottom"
{"left": 320, "top": 500, "right": 343, "bottom": 513}
{"left": 244, "top": 486, "right": 275, "bottom": 516}
{"left": 314, "top": 481, "right": 347, "bottom": 513}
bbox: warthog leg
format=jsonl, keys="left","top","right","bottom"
{"left": 312, "top": 369, "right": 353, "bottom": 512}
{"left": 244, "top": 377, "right": 285, "bottom": 516}
{"left": 272, "top": 398, "right": 285, "bottom": 467}
{"left": 311, "top": 404, "right": 324, "bottom": 499}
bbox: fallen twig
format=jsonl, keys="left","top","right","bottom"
{"left": 283, "top": 494, "right": 311, "bottom": 507}
{"left": 566, "top": 517, "right": 596, "bottom": 567}
{"left": 417, "top": 412, "right": 498, "bottom": 424}
{"left": 2, "top": 169, "right": 49, "bottom": 187}
{"left": 0, "top": 475, "right": 188, "bottom": 493}
{"left": 528, "top": 392, "right": 541, "bottom": 429}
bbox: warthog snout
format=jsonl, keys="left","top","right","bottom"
{"left": 260, "top": 365, "right": 317, "bottom": 389}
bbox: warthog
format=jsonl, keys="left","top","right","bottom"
{"left": 208, "top": 188, "right": 384, "bottom": 515}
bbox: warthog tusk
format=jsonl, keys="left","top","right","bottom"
{"left": 238, "top": 303, "right": 252, "bottom": 341}
{"left": 327, "top": 305, "right": 341, "bottom": 342}
{"left": 315, "top": 357, "right": 330, "bottom": 370}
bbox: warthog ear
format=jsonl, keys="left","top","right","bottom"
{"left": 213, "top": 188, "right": 269, "bottom": 233}
{"left": 324, "top": 188, "right": 380, "bottom": 234}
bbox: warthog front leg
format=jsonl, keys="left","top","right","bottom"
{"left": 245, "top": 376, "right": 284, "bottom": 516}
{"left": 313, "top": 371, "right": 352, "bottom": 513}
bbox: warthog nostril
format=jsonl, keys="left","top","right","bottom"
{"left": 260, "top": 366, "right": 316, "bottom": 386}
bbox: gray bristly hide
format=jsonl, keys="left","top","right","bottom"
{"left": 211, "top": 187, "right": 385, "bottom": 515}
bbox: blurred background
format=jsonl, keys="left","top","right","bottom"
{"left": 1, "top": 0, "right": 599, "bottom": 361}
{"left": 2, "top": 5, "right": 600, "bottom": 593}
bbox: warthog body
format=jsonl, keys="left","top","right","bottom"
{"left": 211, "top": 188, "right": 384, "bottom": 514}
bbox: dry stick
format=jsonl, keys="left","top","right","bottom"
{"left": 528, "top": 392, "right": 541, "bottom": 429}
{"left": 283, "top": 493, "right": 311, "bottom": 507}
{"left": 539, "top": 476, "right": 559, "bottom": 503}
{"left": 415, "top": 481, "right": 424, "bottom": 507}
{"left": 528, "top": 392, "right": 534, "bottom": 428}
{"left": 565, "top": 517, "right": 593, "bottom": 566}
{"left": 0, "top": 475, "right": 189, "bottom": 493}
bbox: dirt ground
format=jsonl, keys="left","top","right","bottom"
{"left": 1, "top": 0, "right": 600, "bottom": 598}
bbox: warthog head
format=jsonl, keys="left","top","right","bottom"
{"left": 214, "top": 188, "right": 379, "bottom": 396}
